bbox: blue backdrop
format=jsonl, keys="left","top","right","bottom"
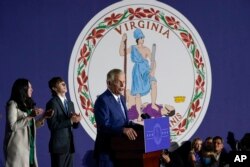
{"left": 1, "top": 0, "right": 250, "bottom": 166}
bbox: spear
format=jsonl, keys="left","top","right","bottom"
{"left": 124, "top": 38, "right": 127, "bottom": 98}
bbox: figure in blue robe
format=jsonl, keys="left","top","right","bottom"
{"left": 130, "top": 45, "right": 151, "bottom": 96}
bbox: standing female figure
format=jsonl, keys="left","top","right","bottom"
{"left": 3, "top": 78, "right": 52, "bottom": 167}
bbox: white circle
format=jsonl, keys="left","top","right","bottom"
{"left": 68, "top": 0, "right": 212, "bottom": 149}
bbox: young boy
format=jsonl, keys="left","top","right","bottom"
{"left": 46, "top": 77, "right": 81, "bottom": 167}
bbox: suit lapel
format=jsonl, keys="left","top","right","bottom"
{"left": 106, "top": 90, "right": 127, "bottom": 120}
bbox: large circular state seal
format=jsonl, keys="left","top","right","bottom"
{"left": 68, "top": 0, "right": 212, "bottom": 150}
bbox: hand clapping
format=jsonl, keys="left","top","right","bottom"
{"left": 30, "top": 108, "right": 43, "bottom": 117}
{"left": 70, "top": 112, "right": 81, "bottom": 123}
{"left": 43, "top": 109, "right": 54, "bottom": 119}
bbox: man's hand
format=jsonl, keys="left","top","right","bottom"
{"left": 162, "top": 153, "right": 171, "bottom": 163}
{"left": 70, "top": 112, "right": 81, "bottom": 123}
{"left": 123, "top": 128, "right": 137, "bottom": 140}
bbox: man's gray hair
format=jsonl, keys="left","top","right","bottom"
{"left": 106, "top": 69, "right": 123, "bottom": 83}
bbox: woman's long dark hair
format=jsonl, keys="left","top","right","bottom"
{"left": 7, "top": 78, "right": 36, "bottom": 111}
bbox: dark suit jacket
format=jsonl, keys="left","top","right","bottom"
{"left": 217, "top": 149, "right": 229, "bottom": 167}
{"left": 94, "top": 89, "right": 130, "bottom": 159}
{"left": 46, "top": 96, "right": 79, "bottom": 154}
{"left": 160, "top": 151, "right": 185, "bottom": 167}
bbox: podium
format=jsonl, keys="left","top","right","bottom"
{"left": 111, "top": 117, "right": 170, "bottom": 167}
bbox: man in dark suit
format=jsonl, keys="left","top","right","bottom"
{"left": 46, "top": 77, "right": 81, "bottom": 167}
{"left": 211, "top": 136, "right": 229, "bottom": 167}
{"left": 94, "top": 69, "right": 138, "bottom": 167}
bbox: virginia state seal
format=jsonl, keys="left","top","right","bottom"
{"left": 68, "top": 0, "right": 212, "bottom": 150}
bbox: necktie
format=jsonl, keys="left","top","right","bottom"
{"left": 117, "top": 97, "right": 126, "bottom": 118}
{"left": 64, "top": 99, "right": 68, "bottom": 112}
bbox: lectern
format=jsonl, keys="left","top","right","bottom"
{"left": 111, "top": 117, "right": 170, "bottom": 167}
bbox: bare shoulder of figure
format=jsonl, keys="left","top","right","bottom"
{"left": 144, "top": 46, "right": 151, "bottom": 56}
{"left": 145, "top": 46, "right": 151, "bottom": 51}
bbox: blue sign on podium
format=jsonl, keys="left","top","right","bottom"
{"left": 144, "top": 117, "right": 170, "bottom": 153}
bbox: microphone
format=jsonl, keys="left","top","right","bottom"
{"left": 141, "top": 113, "right": 151, "bottom": 119}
